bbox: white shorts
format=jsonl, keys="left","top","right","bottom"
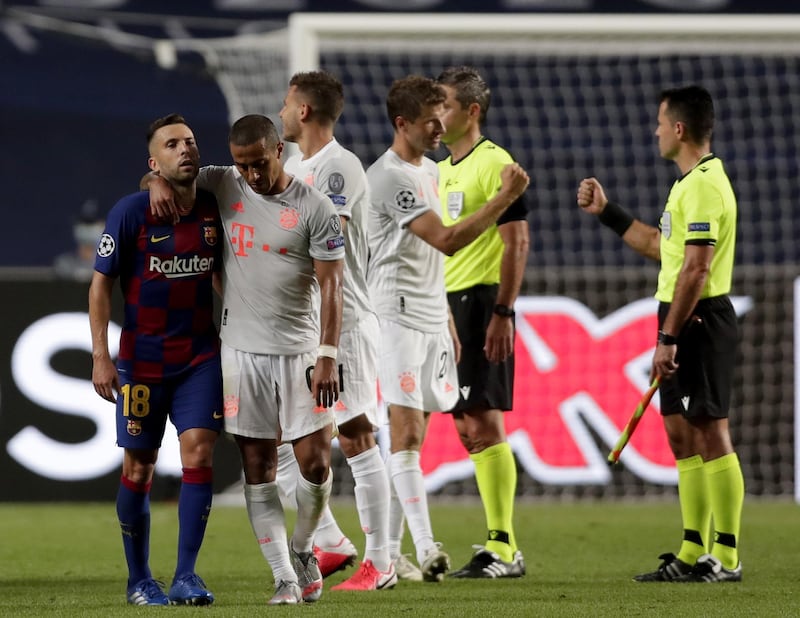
{"left": 377, "top": 319, "right": 459, "bottom": 413}
{"left": 221, "top": 341, "right": 334, "bottom": 441}
{"left": 336, "top": 312, "right": 381, "bottom": 429}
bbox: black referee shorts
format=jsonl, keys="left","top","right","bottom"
{"left": 447, "top": 284, "right": 514, "bottom": 413}
{"left": 657, "top": 295, "right": 737, "bottom": 419}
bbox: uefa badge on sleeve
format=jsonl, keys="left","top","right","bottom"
{"left": 97, "top": 233, "right": 116, "bottom": 257}
{"left": 395, "top": 189, "right": 415, "bottom": 211}
{"left": 328, "top": 172, "right": 345, "bottom": 194}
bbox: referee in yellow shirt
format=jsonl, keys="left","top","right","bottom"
{"left": 577, "top": 85, "right": 743, "bottom": 583}
{"left": 437, "top": 66, "right": 529, "bottom": 578}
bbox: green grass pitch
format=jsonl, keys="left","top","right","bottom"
{"left": 1, "top": 500, "right": 798, "bottom": 617}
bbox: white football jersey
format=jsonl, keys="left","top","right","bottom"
{"left": 366, "top": 149, "right": 448, "bottom": 332}
{"left": 284, "top": 139, "right": 374, "bottom": 332}
{"left": 198, "top": 166, "right": 345, "bottom": 354}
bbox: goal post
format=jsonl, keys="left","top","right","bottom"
{"left": 288, "top": 12, "right": 800, "bottom": 74}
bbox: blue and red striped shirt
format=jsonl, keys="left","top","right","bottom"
{"left": 95, "top": 189, "right": 221, "bottom": 381}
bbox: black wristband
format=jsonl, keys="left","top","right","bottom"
{"left": 598, "top": 201, "right": 635, "bottom": 236}
{"left": 493, "top": 304, "right": 515, "bottom": 318}
{"left": 657, "top": 330, "right": 678, "bottom": 346}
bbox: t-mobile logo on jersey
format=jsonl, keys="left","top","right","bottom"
{"left": 148, "top": 255, "right": 214, "bottom": 278}
{"left": 231, "top": 222, "right": 255, "bottom": 256}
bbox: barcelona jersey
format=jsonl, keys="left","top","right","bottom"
{"left": 95, "top": 189, "right": 221, "bottom": 381}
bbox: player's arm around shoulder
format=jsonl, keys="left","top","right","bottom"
{"left": 576, "top": 177, "right": 661, "bottom": 261}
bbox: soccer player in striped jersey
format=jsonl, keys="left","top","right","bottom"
{"left": 90, "top": 114, "right": 222, "bottom": 606}
{"left": 279, "top": 70, "right": 396, "bottom": 591}
{"left": 435, "top": 66, "right": 529, "bottom": 579}
{"left": 367, "top": 75, "right": 529, "bottom": 583}
{"left": 578, "top": 85, "right": 743, "bottom": 583}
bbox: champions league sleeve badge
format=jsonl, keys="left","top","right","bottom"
{"left": 395, "top": 189, "right": 416, "bottom": 211}
{"left": 96, "top": 233, "right": 116, "bottom": 257}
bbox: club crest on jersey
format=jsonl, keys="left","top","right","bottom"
{"left": 280, "top": 207, "right": 300, "bottom": 230}
{"left": 224, "top": 394, "right": 239, "bottom": 417}
{"left": 447, "top": 192, "right": 464, "bottom": 220}
{"left": 97, "top": 233, "right": 115, "bottom": 257}
{"left": 202, "top": 224, "right": 218, "bottom": 246}
{"left": 328, "top": 172, "right": 345, "bottom": 194}
{"left": 126, "top": 419, "right": 142, "bottom": 436}
{"left": 660, "top": 211, "right": 672, "bottom": 240}
{"left": 395, "top": 189, "right": 415, "bottom": 211}
{"left": 328, "top": 214, "right": 342, "bottom": 235}
{"left": 399, "top": 371, "right": 416, "bottom": 394}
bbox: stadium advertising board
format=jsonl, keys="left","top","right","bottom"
{"left": 0, "top": 280, "right": 242, "bottom": 501}
{"left": 420, "top": 296, "right": 751, "bottom": 491}
{"left": 0, "top": 273, "right": 793, "bottom": 501}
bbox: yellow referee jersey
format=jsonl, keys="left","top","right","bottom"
{"left": 656, "top": 154, "right": 737, "bottom": 303}
{"left": 438, "top": 138, "right": 525, "bottom": 292}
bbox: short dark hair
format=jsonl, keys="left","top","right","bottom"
{"left": 436, "top": 65, "right": 491, "bottom": 124}
{"left": 289, "top": 71, "right": 344, "bottom": 125}
{"left": 660, "top": 85, "right": 715, "bottom": 144}
{"left": 147, "top": 113, "right": 187, "bottom": 145}
{"left": 229, "top": 114, "right": 280, "bottom": 148}
{"left": 386, "top": 75, "right": 446, "bottom": 130}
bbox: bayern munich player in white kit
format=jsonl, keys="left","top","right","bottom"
{"left": 279, "top": 70, "right": 397, "bottom": 592}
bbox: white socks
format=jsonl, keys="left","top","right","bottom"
{"left": 291, "top": 469, "right": 332, "bottom": 554}
{"left": 277, "top": 442, "right": 342, "bottom": 551}
{"left": 243, "top": 482, "right": 295, "bottom": 583}
{"left": 349, "top": 446, "right": 391, "bottom": 571}
{"left": 388, "top": 450, "right": 435, "bottom": 564}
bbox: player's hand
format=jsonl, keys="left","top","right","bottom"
{"left": 148, "top": 174, "right": 180, "bottom": 224}
{"left": 311, "top": 356, "right": 339, "bottom": 409}
{"left": 447, "top": 314, "right": 462, "bottom": 364}
{"left": 484, "top": 314, "right": 514, "bottom": 364}
{"left": 576, "top": 177, "right": 609, "bottom": 215}
{"left": 652, "top": 343, "right": 679, "bottom": 380}
{"left": 92, "top": 357, "right": 120, "bottom": 403}
{"left": 499, "top": 163, "right": 530, "bottom": 201}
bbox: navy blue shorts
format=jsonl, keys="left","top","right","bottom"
{"left": 116, "top": 355, "right": 223, "bottom": 449}
{"left": 657, "top": 296, "right": 737, "bottom": 419}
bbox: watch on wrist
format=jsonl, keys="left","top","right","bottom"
{"left": 493, "top": 304, "right": 515, "bottom": 318}
{"left": 657, "top": 330, "right": 678, "bottom": 345}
